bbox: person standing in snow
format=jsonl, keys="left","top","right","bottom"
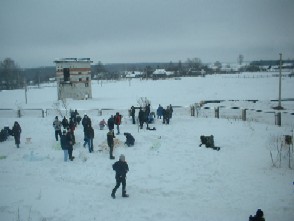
{"left": 138, "top": 107, "right": 145, "bottom": 129}
{"left": 114, "top": 112, "right": 122, "bottom": 135}
{"left": 53, "top": 116, "right": 62, "bottom": 141}
{"left": 157, "top": 104, "right": 163, "bottom": 119}
{"left": 82, "top": 114, "right": 91, "bottom": 147}
{"left": 60, "top": 130, "right": 68, "bottom": 162}
{"left": 111, "top": 154, "right": 129, "bottom": 199}
{"left": 107, "top": 115, "right": 115, "bottom": 131}
{"left": 68, "top": 117, "right": 76, "bottom": 133}
{"left": 12, "top": 121, "right": 21, "bottom": 148}
{"left": 169, "top": 104, "right": 173, "bottom": 119}
{"left": 66, "top": 127, "right": 75, "bottom": 161}
{"left": 61, "top": 116, "right": 69, "bottom": 129}
{"left": 130, "top": 106, "right": 136, "bottom": 124}
{"left": 84, "top": 124, "right": 94, "bottom": 153}
{"left": 107, "top": 130, "right": 115, "bottom": 159}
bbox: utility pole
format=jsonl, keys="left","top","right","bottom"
{"left": 24, "top": 78, "right": 28, "bottom": 104}
{"left": 278, "top": 53, "right": 282, "bottom": 108}
{"left": 276, "top": 53, "right": 283, "bottom": 110}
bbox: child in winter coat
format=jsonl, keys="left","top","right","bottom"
{"left": 99, "top": 119, "right": 107, "bottom": 130}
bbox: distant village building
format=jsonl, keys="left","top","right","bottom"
{"left": 124, "top": 71, "right": 144, "bottom": 78}
{"left": 54, "top": 58, "right": 93, "bottom": 100}
{"left": 152, "top": 69, "right": 174, "bottom": 79}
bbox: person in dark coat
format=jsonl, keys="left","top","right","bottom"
{"left": 107, "top": 115, "right": 115, "bottom": 131}
{"left": 123, "top": 132, "right": 135, "bottom": 147}
{"left": 61, "top": 116, "right": 69, "bottom": 129}
{"left": 107, "top": 130, "right": 115, "bottom": 159}
{"left": 60, "top": 130, "right": 68, "bottom": 161}
{"left": 130, "top": 106, "right": 136, "bottom": 124}
{"left": 82, "top": 114, "right": 91, "bottom": 146}
{"left": 169, "top": 104, "right": 173, "bottom": 119}
{"left": 111, "top": 154, "right": 129, "bottom": 199}
{"left": 12, "top": 121, "right": 21, "bottom": 148}
{"left": 84, "top": 124, "right": 94, "bottom": 153}
{"left": 163, "top": 106, "right": 170, "bottom": 124}
{"left": 138, "top": 108, "right": 145, "bottom": 129}
{"left": 68, "top": 118, "right": 76, "bottom": 134}
{"left": 82, "top": 114, "right": 91, "bottom": 129}
{"left": 66, "top": 127, "right": 75, "bottom": 161}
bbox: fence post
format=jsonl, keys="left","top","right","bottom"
{"left": 17, "top": 109, "right": 21, "bottom": 118}
{"left": 42, "top": 110, "right": 45, "bottom": 118}
{"left": 275, "top": 112, "right": 281, "bottom": 126}
{"left": 215, "top": 107, "right": 219, "bottom": 118}
{"left": 242, "top": 109, "right": 247, "bottom": 121}
{"left": 191, "top": 106, "right": 195, "bottom": 116}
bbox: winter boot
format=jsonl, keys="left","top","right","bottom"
{"left": 122, "top": 191, "right": 129, "bottom": 198}
{"left": 110, "top": 155, "right": 115, "bottom": 160}
{"left": 111, "top": 190, "right": 116, "bottom": 199}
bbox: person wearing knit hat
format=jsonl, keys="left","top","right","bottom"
{"left": 119, "top": 154, "right": 125, "bottom": 161}
{"left": 111, "top": 154, "right": 129, "bottom": 199}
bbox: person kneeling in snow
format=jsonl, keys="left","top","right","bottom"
{"left": 123, "top": 132, "right": 135, "bottom": 147}
{"left": 199, "top": 135, "right": 220, "bottom": 151}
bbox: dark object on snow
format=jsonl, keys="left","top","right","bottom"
{"left": 285, "top": 135, "right": 292, "bottom": 145}
{"left": 123, "top": 132, "right": 135, "bottom": 147}
{"left": 147, "top": 126, "right": 156, "bottom": 131}
{"left": 0, "top": 127, "right": 11, "bottom": 142}
{"left": 199, "top": 135, "right": 220, "bottom": 151}
{"left": 249, "top": 209, "right": 265, "bottom": 221}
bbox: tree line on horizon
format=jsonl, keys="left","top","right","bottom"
{"left": 1, "top": 56, "right": 293, "bottom": 90}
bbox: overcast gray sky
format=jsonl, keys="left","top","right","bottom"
{"left": 0, "top": 0, "right": 293, "bottom": 68}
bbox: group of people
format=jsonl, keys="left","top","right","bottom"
{"left": 157, "top": 104, "right": 173, "bottom": 124}
{"left": 53, "top": 110, "right": 136, "bottom": 161}
{"left": 106, "top": 113, "right": 135, "bottom": 160}
{"left": 129, "top": 103, "right": 173, "bottom": 129}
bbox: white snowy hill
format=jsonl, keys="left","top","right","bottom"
{"left": 0, "top": 73, "right": 293, "bottom": 221}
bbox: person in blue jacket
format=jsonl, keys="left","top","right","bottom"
{"left": 157, "top": 104, "right": 163, "bottom": 119}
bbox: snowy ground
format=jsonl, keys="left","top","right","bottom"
{"left": 0, "top": 73, "right": 293, "bottom": 221}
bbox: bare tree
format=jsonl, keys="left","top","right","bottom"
{"left": 238, "top": 54, "right": 244, "bottom": 65}
{"left": 137, "top": 97, "right": 151, "bottom": 108}
{"left": 0, "top": 57, "right": 22, "bottom": 89}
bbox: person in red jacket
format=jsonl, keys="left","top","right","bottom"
{"left": 114, "top": 112, "right": 122, "bottom": 135}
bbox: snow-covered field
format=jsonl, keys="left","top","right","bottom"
{"left": 0, "top": 73, "right": 293, "bottom": 221}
